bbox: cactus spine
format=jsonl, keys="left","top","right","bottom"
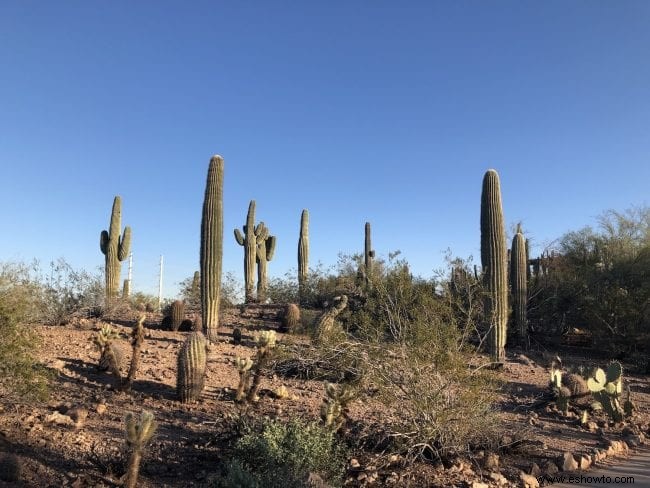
{"left": 255, "top": 222, "right": 276, "bottom": 303}
{"left": 480, "top": 169, "right": 508, "bottom": 364}
{"left": 511, "top": 223, "right": 528, "bottom": 348}
{"left": 200, "top": 156, "right": 223, "bottom": 342}
{"left": 100, "top": 196, "right": 131, "bottom": 300}
{"left": 177, "top": 331, "right": 207, "bottom": 403}
{"left": 298, "top": 209, "right": 309, "bottom": 304}
{"left": 364, "top": 222, "right": 375, "bottom": 285}
{"left": 124, "top": 410, "right": 157, "bottom": 488}
{"left": 234, "top": 200, "right": 258, "bottom": 303}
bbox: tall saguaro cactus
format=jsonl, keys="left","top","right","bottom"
{"left": 364, "top": 222, "right": 375, "bottom": 285}
{"left": 298, "top": 209, "right": 309, "bottom": 304}
{"left": 100, "top": 196, "right": 131, "bottom": 300}
{"left": 480, "top": 169, "right": 508, "bottom": 364}
{"left": 511, "top": 223, "right": 528, "bottom": 348}
{"left": 234, "top": 201, "right": 259, "bottom": 303}
{"left": 255, "top": 222, "right": 276, "bottom": 303}
{"left": 200, "top": 155, "right": 224, "bottom": 342}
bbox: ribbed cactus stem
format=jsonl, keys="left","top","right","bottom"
{"left": 177, "top": 332, "right": 207, "bottom": 403}
{"left": 100, "top": 196, "right": 131, "bottom": 300}
{"left": 511, "top": 223, "right": 528, "bottom": 348}
{"left": 200, "top": 156, "right": 223, "bottom": 342}
{"left": 298, "top": 209, "right": 309, "bottom": 304}
{"left": 170, "top": 300, "right": 185, "bottom": 332}
{"left": 364, "top": 222, "right": 375, "bottom": 285}
{"left": 480, "top": 169, "right": 508, "bottom": 364}
{"left": 234, "top": 200, "right": 258, "bottom": 303}
{"left": 255, "top": 222, "right": 276, "bottom": 303}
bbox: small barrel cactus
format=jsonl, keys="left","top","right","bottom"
{"left": 170, "top": 300, "right": 185, "bottom": 332}
{"left": 280, "top": 303, "right": 301, "bottom": 333}
{"left": 177, "top": 332, "right": 208, "bottom": 403}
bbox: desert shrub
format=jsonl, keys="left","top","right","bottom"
{"left": 528, "top": 205, "right": 650, "bottom": 349}
{"left": 0, "top": 262, "right": 50, "bottom": 399}
{"left": 179, "top": 270, "right": 242, "bottom": 309}
{"left": 128, "top": 292, "right": 160, "bottom": 312}
{"left": 216, "top": 418, "right": 347, "bottom": 488}
{"left": 36, "top": 258, "right": 104, "bottom": 325}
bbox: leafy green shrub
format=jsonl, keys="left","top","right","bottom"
{"left": 179, "top": 270, "right": 242, "bottom": 309}
{"left": 217, "top": 418, "right": 347, "bottom": 488}
{"left": 0, "top": 262, "right": 50, "bottom": 399}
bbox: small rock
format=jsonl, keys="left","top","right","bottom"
{"left": 483, "top": 452, "right": 499, "bottom": 470}
{"left": 519, "top": 471, "right": 540, "bottom": 488}
{"left": 542, "top": 460, "right": 559, "bottom": 475}
{"left": 529, "top": 462, "right": 541, "bottom": 477}
{"left": 45, "top": 411, "right": 74, "bottom": 426}
{"left": 579, "top": 455, "right": 591, "bottom": 470}
{"left": 96, "top": 404, "right": 107, "bottom": 415}
{"left": 561, "top": 452, "right": 578, "bottom": 471}
{"left": 67, "top": 408, "right": 88, "bottom": 428}
{"left": 349, "top": 459, "right": 360, "bottom": 469}
{"left": 471, "top": 482, "right": 489, "bottom": 488}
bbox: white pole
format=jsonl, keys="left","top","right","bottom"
{"left": 158, "top": 255, "right": 164, "bottom": 311}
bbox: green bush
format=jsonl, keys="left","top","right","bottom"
{"left": 216, "top": 418, "right": 347, "bottom": 488}
{"left": 0, "top": 262, "right": 50, "bottom": 399}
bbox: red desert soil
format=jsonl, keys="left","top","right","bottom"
{"left": 1, "top": 306, "right": 649, "bottom": 487}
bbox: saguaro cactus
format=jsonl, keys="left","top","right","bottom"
{"left": 480, "top": 169, "right": 508, "bottom": 364}
{"left": 364, "top": 222, "right": 375, "bottom": 286}
{"left": 234, "top": 201, "right": 259, "bottom": 303}
{"left": 255, "top": 222, "right": 276, "bottom": 303}
{"left": 511, "top": 224, "right": 528, "bottom": 348}
{"left": 177, "top": 331, "right": 207, "bottom": 403}
{"left": 200, "top": 155, "right": 223, "bottom": 342}
{"left": 100, "top": 196, "right": 131, "bottom": 299}
{"left": 298, "top": 209, "right": 309, "bottom": 304}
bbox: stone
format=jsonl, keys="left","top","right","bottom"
{"left": 519, "top": 472, "right": 540, "bottom": 488}
{"left": 561, "top": 452, "right": 578, "bottom": 471}
{"left": 471, "top": 482, "right": 489, "bottom": 488}
{"left": 96, "top": 404, "right": 107, "bottom": 415}
{"left": 579, "top": 455, "right": 592, "bottom": 470}
{"left": 483, "top": 452, "right": 499, "bottom": 470}
{"left": 529, "top": 462, "right": 541, "bottom": 477}
{"left": 542, "top": 460, "right": 559, "bottom": 475}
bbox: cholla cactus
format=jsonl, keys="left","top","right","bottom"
{"left": 314, "top": 295, "right": 348, "bottom": 343}
{"left": 235, "top": 357, "right": 254, "bottom": 402}
{"left": 124, "top": 410, "right": 158, "bottom": 488}
{"left": 121, "top": 315, "right": 146, "bottom": 392}
{"left": 246, "top": 330, "right": 278, "bottom": 403}
{"left": 320, "top": 381, "right": 356, "bottom": 429}
{"left": 93, "top": 325, "right": 122, "bottom": 379}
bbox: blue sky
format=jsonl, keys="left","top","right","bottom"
{"left": 1, "top": 1, "right": 649, "bottom": 298}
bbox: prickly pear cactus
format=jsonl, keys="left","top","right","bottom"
{"left": 587, "top": 361, "right": 627, "bottom": 422}
{"left": 177, "top": 332, "right": 207, "bottom": 403}
{"left": 100, "top": 196, "right": 131, "bottom": 300}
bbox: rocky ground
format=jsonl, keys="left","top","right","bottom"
{"left": 1, "top": 305, "right": 649, "bottom": 487}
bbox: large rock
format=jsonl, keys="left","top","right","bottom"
{"left": 561, "top": 452, "right": 578, "bottom": 471}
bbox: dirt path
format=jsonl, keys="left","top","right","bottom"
{"left": 547, "top": 448, "right": 650, "bottom": 487}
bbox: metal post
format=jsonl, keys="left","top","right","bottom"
{"left": 158, "top": 255, "right": 164, "bottom": 311}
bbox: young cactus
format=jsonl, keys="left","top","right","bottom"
{"left": 480, "top": 170, "right": 508, "bottom": 364}
{"left": 170, "top": 300, "right": 185, "bottom": 332}
{"left": 177, "top": 332, "right": 208, "bottom": 403}
{"left": 124, "top": 410, "right": 158, "bottom": 488}
{"left": 121, "top": 315, "right": 146, "bottom": 392}
{"left": 94, "top": 325, "right": 122, "bottom": 380}
{"left": 320, "top": 381, "right": 356, "bottom": 430}
{"left": 235, "top": 357, "right": 254, "bottom": 403}
{"left": 100, "top": 196, "right": 131, "bottom": 300}
{"left": 234, "top": 200, "right": 259, "bottom": 303}
{"left": 246, "top": 330, "right": 277, "bottom": 403}
{"left": 364, "top": 222, "right": 375, "bottom": 287}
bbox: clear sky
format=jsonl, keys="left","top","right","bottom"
{"left": 1, "top": 1, "right": 649, "bottom": 298}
